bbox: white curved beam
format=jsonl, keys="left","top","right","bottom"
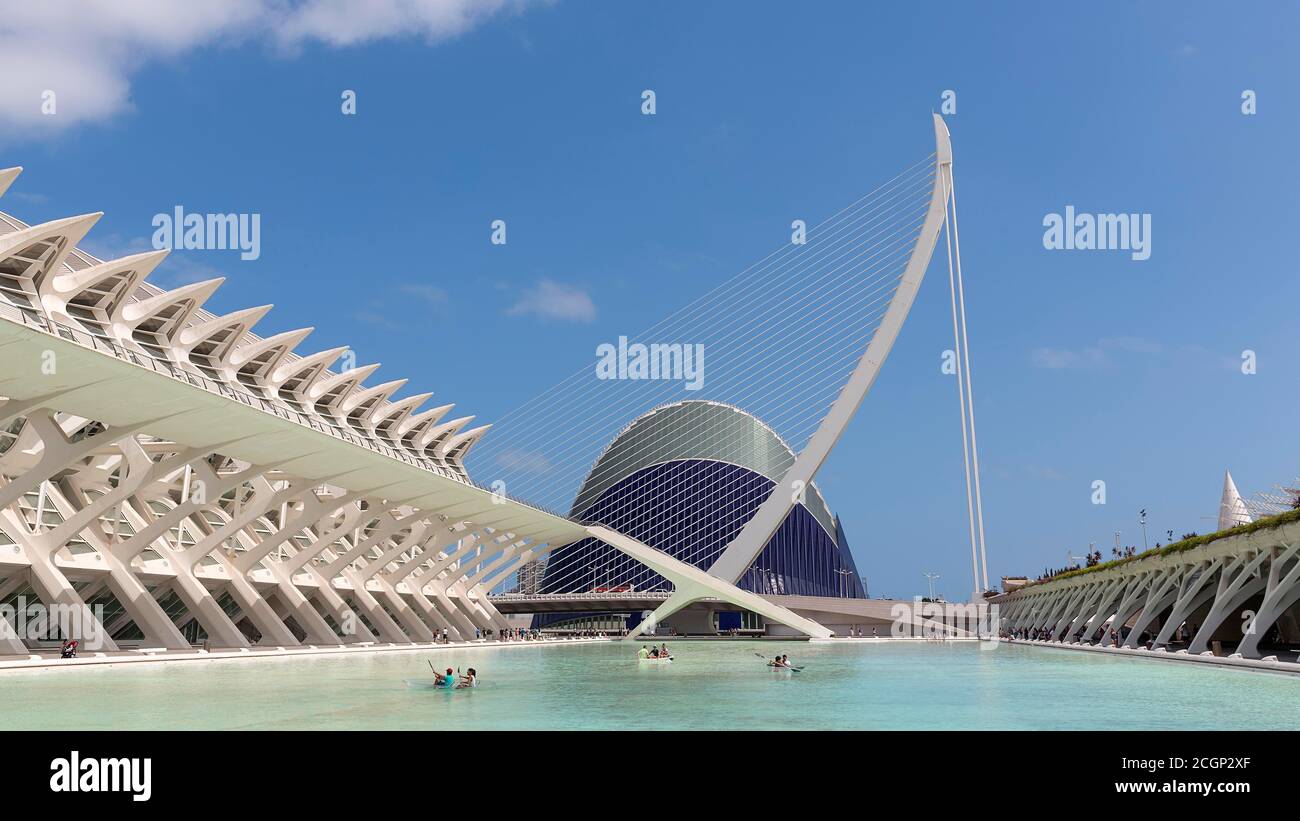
{"left": 590, "top": 525, "right": 833, "bottom": 639}
{"left": 707, "top": 114, "right": 953, "bottom": 584}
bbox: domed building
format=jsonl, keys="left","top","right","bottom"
{"left": 531, "top": 401, "right": 864, "bottom": 632}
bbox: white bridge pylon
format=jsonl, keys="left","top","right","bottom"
{"left": 620, "top": 114, "right": 955, "bottom": 639}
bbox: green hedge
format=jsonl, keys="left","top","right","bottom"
{"left": 1023, "top": 507, "right": 1300, "bottom": 588}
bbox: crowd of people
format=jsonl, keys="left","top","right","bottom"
{"left": 491, "top": 628, "right": 544, "bottom": 641}
{"left": 479, "top": 628, "right": 617, "bottom": 641}
{"left": 1001, "top": 623, "right": 1187, "bottom": 648}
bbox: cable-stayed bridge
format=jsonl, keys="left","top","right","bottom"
{"left": 0, "top": 115, "right": 974, "bottom": 657}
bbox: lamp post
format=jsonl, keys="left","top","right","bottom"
{"left": 1139, "top": 509, "right": 1149, "bottom": 552}
{"left": 833, "top": 568, "right": 853, "bottom": 598}
{"left": 923, "top": 572, "right": 941, "bottom": 601}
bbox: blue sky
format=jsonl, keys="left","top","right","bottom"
{"left": 3, "top": 1, "right": 1298, "bottom": 599}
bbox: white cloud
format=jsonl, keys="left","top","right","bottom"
{"left": 273, "top": 0, "right": 538, "bottom": 48}
{"left": 398, "top": 283, "right": 449, "bottom": 305}
{"left": 505, "top": 278, "right": 596, "bottom": 322}
{"left": 0, "top": 0, "right": 544, "bottom": 137}
{"left": 495, "top": 448, "right": 552, "bottom": 474}
{"left": 1030, "top": 336, "right": 1163, "bottom": 370}
{"left": 1030, "top": 346, "right": 1106, "bottom": 370}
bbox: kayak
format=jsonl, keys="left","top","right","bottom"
{"left": 403, "top": 679, "right": 477, "bottom": 689}
{"left": 638, "top": 656, "right": 674, "bottom": 663}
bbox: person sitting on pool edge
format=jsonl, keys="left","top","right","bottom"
{"left": 433, "top": 667, "right": 456, "bottom": 688}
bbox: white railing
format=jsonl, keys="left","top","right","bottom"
{"left": 0, "top": 302, "right": 571, "bottom": 521}
{"left": 489, "top": 590, "right": 673, "bottom": 602}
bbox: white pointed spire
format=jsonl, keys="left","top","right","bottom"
{"left": 1218, "top": 469, "right": 1251, "bottom": 531}
{"left": 0, "top": 167, "right": 23, "bottom": 198}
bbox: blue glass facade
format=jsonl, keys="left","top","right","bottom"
{"left": 537, "top": 457, "right": 865, "bottom": 599}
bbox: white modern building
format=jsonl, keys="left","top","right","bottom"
{"left": 0, "top": 115, "right": 960, "bottom": 659}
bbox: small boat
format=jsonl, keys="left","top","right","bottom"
{"left": 404, "top": 678, "right": 477, "bottom": 689}
{"left": 638, "top": 655, "right": 673, "bottom": 663}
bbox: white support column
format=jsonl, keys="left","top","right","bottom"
{"left": 1100, "top": 573, "right": 1149, "bottom": 646}
{"left": 373, "top": 577, "right": 438, "bottom": 642}
{"left": 339, "top": 568, "right": 410, "bottom": 643}
{"left": 352, "top": 525, "right": 439, "bottom": 642}
{"left": 111, "top": 492, "right": 260, "bottom": 649}
{"left": 1060, "top": 582, "right": 1106, "bottom": 642}
{"left": 1045, "top": 585, "right": 1090, "bottom": 640}
{"left": 406, "top": 586, "right": 474, "bottom": 641}
{"left": 258, "top": 556, "right": 343, "bottom": 645}
{"left": 1189, "top": 552, "right": 1270, "bottom": 654}
{"left": 43, "top": 473, "right": 194, "bottom": 650}
{"left": 0, "top": 505, "right": 120, "bottom": 653}
{"left": 1236, "top": 544, "right": 1300, "bottom": 658}
{"left": 177, "top": 476, "right": 322, "bottom": 646}
{"left": 1152, "top": 559, "right": 1223, "bottom": 648}
{"left": 298, "top": 564, "right": 378, "bottom": 643}
{"left": 1031, "top": 587, "right": 1076, "bottom": 636}
{"left": 1122, "top": 567, "right": 1184, "bottom": 648}
{"left": 1076, "top": 577, "right": 1127, "bottom": 644}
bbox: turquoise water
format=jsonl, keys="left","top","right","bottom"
{"left": 3, "top": 640, "right": 1299, "bottom": 730}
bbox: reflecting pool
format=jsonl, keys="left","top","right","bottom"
{"left": 3, "top": 640, "right": 1297, "bottom": 730}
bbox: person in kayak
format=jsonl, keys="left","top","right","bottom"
{"left": 659, "top": 643, "right": 669, "bottom": 658}
{"left": 433, "top": 667, "right": 456, "bottom": 688}
{"left": 638, "top": 645, "right": 650, "bottom": 660}
{"left": 455, "top": 668, "right": 477, "bottom": 689}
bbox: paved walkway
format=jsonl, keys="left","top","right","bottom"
{"left": 1005, "top": 638, "right": 1300, "bottom": 677}
{"left": 0, "top": 636, "right": 612, "bottom": 673}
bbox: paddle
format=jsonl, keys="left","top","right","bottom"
{"left": 753, "top": 651, "right": 803, "bottom": 672}
{"left": 428, "top": 660, "right": 449, "bottom": 685}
